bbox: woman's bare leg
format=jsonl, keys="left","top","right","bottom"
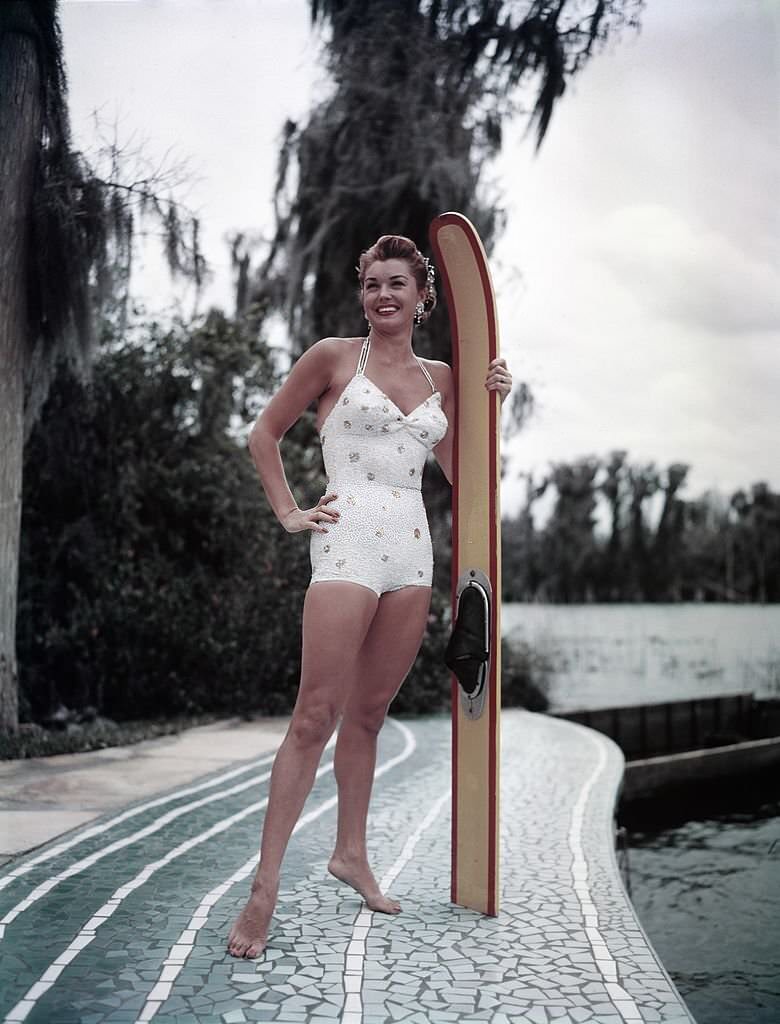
{"left": 227, "top": 582, "right": 378, "bottom": 958}
{"left": 328, "top": 585, "right": 432, "bottom": 913}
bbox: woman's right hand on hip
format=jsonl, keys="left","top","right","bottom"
{"left": 282, "top": 493, "right": 340, "bottom": 534}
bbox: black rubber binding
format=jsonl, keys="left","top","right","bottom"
{"left": 445, "top": 581, "right": 489, "bottom": 697}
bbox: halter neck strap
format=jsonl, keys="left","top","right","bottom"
{"left": 356, "top": 335, "right": 371, "bottom": 376}
{"left": 415, "top": 357, "right": 437, "bottom": 393}
{"left": 359, "top": 334, "right": 436, "bottom": 393}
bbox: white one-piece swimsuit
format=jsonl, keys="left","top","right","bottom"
{"left": 310, "top": 336, "right": 449, "bottom": 596}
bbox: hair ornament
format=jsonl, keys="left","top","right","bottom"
{"left": 422, "top": 255, "right": 435, "bottom": 291}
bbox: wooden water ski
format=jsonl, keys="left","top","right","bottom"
{"left": 429, "top": 212, "right": 501, "bottom": 917}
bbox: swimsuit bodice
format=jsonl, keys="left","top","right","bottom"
{"left": 318, "top": 336, "right": 448, "bottom": 492}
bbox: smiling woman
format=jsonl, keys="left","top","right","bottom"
{"left": 225, "top": 232, "right": 512, "bottom": 959}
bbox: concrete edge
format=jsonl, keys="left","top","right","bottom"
{"left": 622, "top": 735, "right": 780, "bottom": 801}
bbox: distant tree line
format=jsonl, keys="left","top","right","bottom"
{"left": 502, "top": 452, "right": 780, "bottom": 603}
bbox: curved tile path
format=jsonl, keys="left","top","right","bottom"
{"left": 0, "top": 712, "right": 694, "bottom": 1024}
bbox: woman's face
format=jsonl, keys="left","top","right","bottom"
{"left": 362, "top": 258, "right": 425, "bottom": 331}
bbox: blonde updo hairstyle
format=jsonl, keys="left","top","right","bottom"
{"left": 357, "top": 234, "right": 437, "bottom": 324}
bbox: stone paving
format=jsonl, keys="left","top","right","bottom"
{"left": 0, "top": 711, "right": 695, "bottom": 1024}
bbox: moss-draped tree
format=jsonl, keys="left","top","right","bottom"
{"left": 252, "top": 0, "right": 644, "bottom": 590}
{"left": 258, "top": 0, "right": 644, "bottom": 357}
{"left": 0, "top": 0, "right": 204, "bottom": 730}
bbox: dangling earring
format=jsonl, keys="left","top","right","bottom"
{"left": 414, "top": 301, "right": 425, "bottom": 326}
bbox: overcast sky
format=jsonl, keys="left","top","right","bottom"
{"left": 60, "top": 0, "right": 779, "bottom": 518}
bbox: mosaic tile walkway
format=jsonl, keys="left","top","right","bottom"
{"left": 0, "top": 711, "right": 695, "bottom": 1024}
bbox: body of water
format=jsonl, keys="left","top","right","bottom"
{"left": 502, "top": 603, "right": 780, "bottom": 712}
{"left": 628, "top": 802, "right": 780, "bottom": 1024}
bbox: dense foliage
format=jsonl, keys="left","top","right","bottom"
{"left": 503, "top": 453, "right": 780, "bottom": 602}
{"left": 16, "top": 313, "right": 461, "bottom": 726}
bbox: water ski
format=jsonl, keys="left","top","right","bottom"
{"left": 429, "top": 212, "right": 501, "bottom": 917}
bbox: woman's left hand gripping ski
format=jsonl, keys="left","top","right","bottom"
{"left": 485, "top": 358, "right": 512, "bottom": 404}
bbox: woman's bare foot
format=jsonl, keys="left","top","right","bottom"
{"left": 328, "top": 854, "right": 401, "bottom": 914}
{"left": 226, "top": 878, "right": 278, "bottom": 958}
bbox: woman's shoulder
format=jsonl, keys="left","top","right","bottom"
{"left": 299, "top": 336, "right": 363, "bottom": 369}
{"left": 313, "top": 335, "right": 364, "bottom": 348}
{"left": 306, "top": 336, "right": 364, "bottom": 360}
{"left": 418, "top": 356, "right": 453, "bottom": 393}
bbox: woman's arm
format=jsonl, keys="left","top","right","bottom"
{"left": 432, "top": 358, "right": 512, "bottom": 486}
{"left": 248, "top": 338, "right": 340, "bottom": 532}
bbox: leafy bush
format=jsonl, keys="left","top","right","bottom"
{"left": 18, "top": 315, "right": 318, "bottom": 723}
{"left": 15, "top": 312, "right": 454, "bottom": 737}
{"left": 501, "top": 637, "right": 551, "bottom": 711}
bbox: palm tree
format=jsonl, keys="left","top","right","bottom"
{"left": 0, "top": 1, "right": 204, "bottom": 730}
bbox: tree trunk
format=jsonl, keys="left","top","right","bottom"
{"left": 0, "top": 26, "right": 41, "bottom": 731}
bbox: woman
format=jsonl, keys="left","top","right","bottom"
{"left": 227, "top": 234, "right": 512, "bottom": 959}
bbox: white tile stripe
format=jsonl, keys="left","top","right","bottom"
{"left": 0, "top": 737, "right": 336, "bottom": 937}
{"left": 565, "top": 726, "right": 644, "bottom": 1023}
{"left": 134, "top": 718, "right": 416, "bottom": 1024}
{"left": 1, "top": 755, "right": 334, "bottom": 1024}
{"left": 0, "top": 749, "right": 280, "bottom": 894}
{"left": 0, "top": 761, "right": 274, "bottom": 935}
{"left": 1, "top": 726, "right": 344, "bottom": 1024}
{"left": 339, "top": 787, "right": 451, "bottom": 1024}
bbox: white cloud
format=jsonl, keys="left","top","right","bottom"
{"left": 596, "top": 204, "right": 780, "bottom": 334}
